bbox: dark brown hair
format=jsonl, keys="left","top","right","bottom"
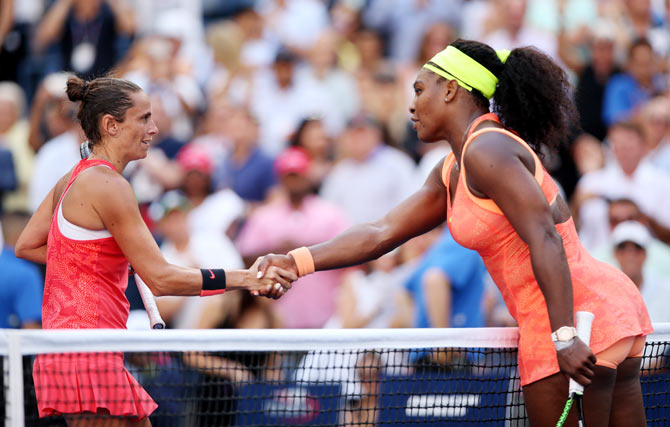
{"left": 445, "top": 39, "right": 579, "bottom": 153}
{"left": 66, "top": 75, "right": 142, "bottom": 146}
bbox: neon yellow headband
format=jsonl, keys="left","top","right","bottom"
{"left": 423, "top": 46, "right": 510, "bottom": 99}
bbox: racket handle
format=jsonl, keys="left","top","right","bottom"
{"left": 568, "top": 311, "right": 594, "bottom": 395}
{"left": 135, "top": 273, "right": 166, "bottom": 329}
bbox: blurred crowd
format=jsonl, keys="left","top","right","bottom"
{"left": 1, "top": 0, "right": 670, "bottom": 337}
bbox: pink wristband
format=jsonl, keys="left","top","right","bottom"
{"left": 287, "top": 247, "right": 315, "bottom": 277}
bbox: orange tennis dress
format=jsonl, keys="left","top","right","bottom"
{"left": 33, "top": 158, "right": 157, "bottom": 418}
{"left": 444, "top": 113, "right": 653, "bottom": 386}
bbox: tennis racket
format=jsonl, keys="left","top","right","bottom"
{"left": 556, "top": 311, "right": 595, "bottom": 427}
{"left": 135, "top": 273, "right": 166, "bottom": 329}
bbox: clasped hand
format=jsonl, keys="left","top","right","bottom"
{"left": 248, "top": 254, "right": 299, "bottom": 299}
{"left": 557, "top": 337, "right": 597, "bottom": 386}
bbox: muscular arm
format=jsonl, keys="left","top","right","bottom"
{"left": 463, "top": 134, "right": 574, "bottom": 330}
{"left": 309, "top": 160, "right": 448, "bottom": 271}
{"left": 92, "top": 169, "right": 291, "bottom": 296}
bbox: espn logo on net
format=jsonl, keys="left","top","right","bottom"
{"left": 405, "top": 394, "right": 481, "bottom": 418}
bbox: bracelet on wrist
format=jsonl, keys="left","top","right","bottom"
{"left": 200, "top": 268, "right": 226, "bottom": 296}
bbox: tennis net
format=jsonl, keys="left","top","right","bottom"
{"left": 2, "top": 325, "right": 669, "bottom": 426}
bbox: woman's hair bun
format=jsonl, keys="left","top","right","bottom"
{"left": 65, "top": 76, "right": 89, "bottom": 102}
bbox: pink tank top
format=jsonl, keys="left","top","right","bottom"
{"left": 444, "top": 113, "right": 653, "bottom": 385}
{"left": 43, "top": 158, "right": 130, "bottom": 329}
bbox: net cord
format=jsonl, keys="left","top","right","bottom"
{"left": 1, "top": 324, "right": 669, "bottom": 355}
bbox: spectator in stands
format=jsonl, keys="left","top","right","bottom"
{"left": 403, "top": 226, "right": 486, "bottom": 367}
{"left": 350, "top": 26, "right": 387, "bottom": 78}
{"left": 641, "top": 96, "right": 670, "bottom": 172}
{"left": 321, "top": 115, "right": 415, "bottom": 224}
{"left": 325, "top": 250, "right": 414, "bottom": 329}
{"left": 147, "top": 190, "right": 243, "bottom": 330}
{"left": 0, "top": 82, "right": 32, "bottom": 213}
{"left": 612, "top": 221, "right": 670, "bottom": 323}
{"left": 362, "top": 0, "right": 462, "bottom": 64}
{"left": 27, "top": 72, "right": 71, "bottom": 152}
{"left": 34, "top": 0, "right": 135, "bottom": 78}
{"left": 591, "top": 198, "right": 670, "bottom": 280}
{"left": 483, "top": 0, "right": 560, "bottom": 62}
{"left": 123, "top": 94, "right": 184, "bottom": 207}
{"left": 574, "top": 121, "right": 670, "bottom": 251}
{"left": 236, "top": 147, "right": 349, "bottom": 328}
{"left": 342, "top": 351, "right": 383, "bottom": 426}
{"left": 405, "top": 226, "right": 487, "bottom": 330}
{"left": 602, "top": 38, "right": 662, "bottom": 126}
{"left": 27, "top": 80, "right": 84, "bottom": 212}
{"left": 0, "top": 211, "right": 42, "bottom": 329}
{"left": 185, "top": 290, "right": 279, "bottom": 427}
{"left": 121, "top": 35, "right": 204, "bottom": 141}
{"left": 296, "top": 30, "right": 360, "bottom": 136}
{"left": 258, "top": 0, "right": 329, "bottom": 55}
{"left": 573, "top": 22, "right": 620, "bottom": 141}
{"left": 0, "top": 144, "right": 16, "bottom": 216}
{"left": 176, "top": 144, "right": 245, "bottom": 241}
{"left": 211, "top": 106, "right": 277, "bottom": 203}
{"left": 250, "top": 47, "right": 313, "bottom": 155}
{"left": 289, "top": 117, "right": 334, "bottom": 191}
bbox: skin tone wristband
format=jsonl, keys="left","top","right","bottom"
{"left": 200, "top": 268, "right": 226, "bottom": 296}
{"left": 287, "top": 247, "right": 315, "bottom": 277}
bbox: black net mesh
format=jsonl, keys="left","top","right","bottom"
{"left": 3, "top": 340, "right": 668, "bottom": 426}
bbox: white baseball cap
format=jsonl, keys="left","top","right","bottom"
{"left": 612, "top": 220, "right": 651, "bottom": 249}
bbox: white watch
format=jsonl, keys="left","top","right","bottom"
{"left": 551, "top": 326, "right": 577, "bottom": 342}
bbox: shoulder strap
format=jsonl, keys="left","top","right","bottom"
{"left": 459, "top": 127, "right": 547, "bottom": 215}
{"left": 56, "top": 158, "right": 116, "bottom": 208}
{"left": 441, "top": 152, "right": 456, "bottom": 187}
{"left": 466, "top": 112, "right": 500, "bottom": 140}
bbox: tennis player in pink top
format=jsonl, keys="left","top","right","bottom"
{"left": 16, "top": 75, "right": 294, "bottom": 426}
{"left": 258, "top": 39, "right": 652, "bottom": 426}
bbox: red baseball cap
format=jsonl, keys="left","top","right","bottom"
{"left": 275, "top": 147, "right": 311, "bottom": 176}
{"left": 176, "top": 145, "right": 213, "bottom": 174}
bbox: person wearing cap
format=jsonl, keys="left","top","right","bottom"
{"left": 176, "top": 144, "right": 246, "bottom": 242}
{"left": 612, "top": 221, "right": 670, "bottom": 323}
{"left": 258, "top": 39, "right": 652, "bottom": 425}
{"left": 320, "top": 113, "right": 416, "bottom": 225}
{"left": 236, "top": 147, "right": 349, "bottom": 328}
{"left": 591, "top": 198, "right": 670, "bottom": 280}
{"left": 147, "top": 190, "right": 244, "bottom": 329}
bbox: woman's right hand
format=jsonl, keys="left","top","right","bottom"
{"left": 247, "top": 256, "right": 297, "bottom": 299}
{"left": 556, "top": 338, "right": 597, "bottom": 386}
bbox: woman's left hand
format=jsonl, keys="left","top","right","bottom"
{"left": 556, "top": 338, "right": 597, "bottom": 386}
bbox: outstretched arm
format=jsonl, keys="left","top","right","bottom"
{"left": 93, "top": 169, "right": 294, "bottom": 297}
{"left": 259, "top": 158, "right": 448, "bottom": 276}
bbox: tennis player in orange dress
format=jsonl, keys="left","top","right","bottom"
{"left": 16, "top": 76, "right": 293, "bottom": 426}
{"left": 258, "top": 39, "right": 652, "bottom": 426}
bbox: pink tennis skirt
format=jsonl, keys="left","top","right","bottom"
{"left": 33, "top": 352, "right": 157, "bottom": 419}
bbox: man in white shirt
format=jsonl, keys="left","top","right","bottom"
{"left": 321, "top": 115, "right": 416, "bottom": 224}
{"left": 574, "top": 121, "right": 670, "bottom": 251}
{"left": 27, "top": 126, "right": 84, "bottom": 212}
